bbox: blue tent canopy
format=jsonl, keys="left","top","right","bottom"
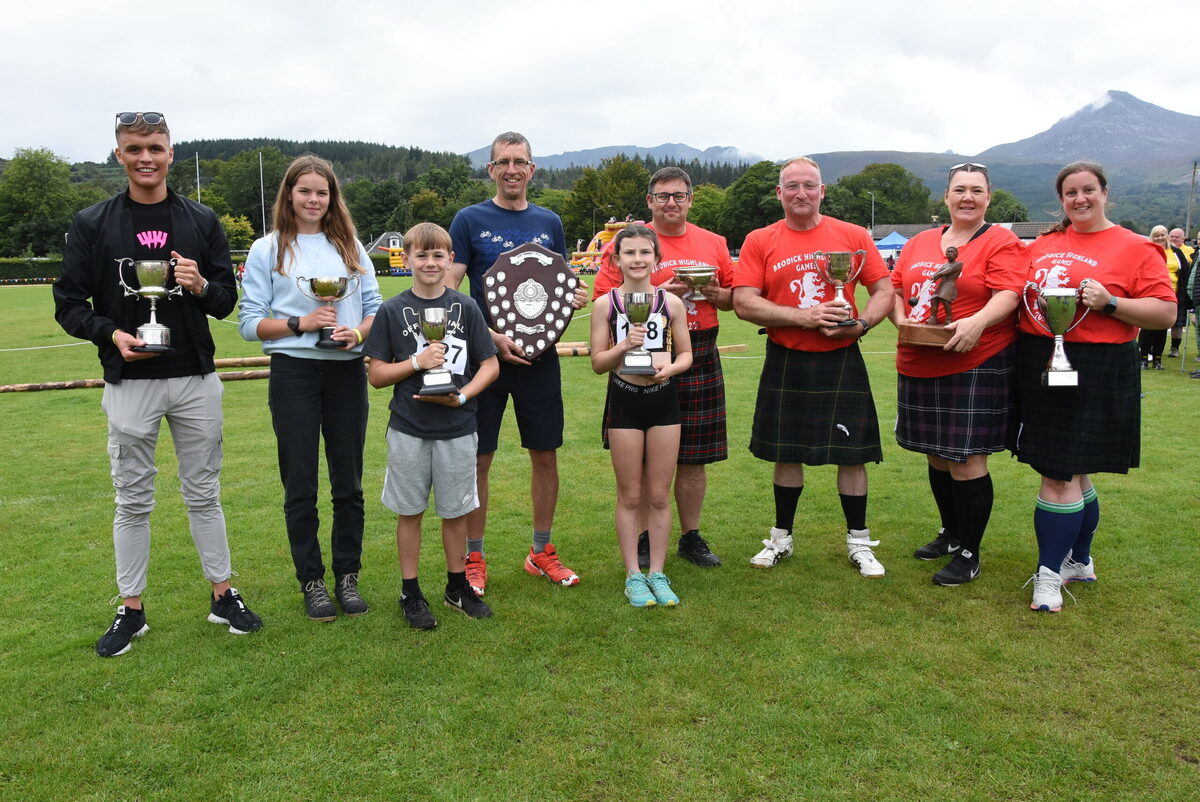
{"left": 875, "top": 231, "right": 908, "bottom": 251}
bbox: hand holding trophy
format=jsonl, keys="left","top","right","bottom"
{"left": 116, "top": 258, "right": 183, "bottom": 352}
{"left": 1023, "top": 279, "right": 1091, "bottom": 386}
{"left": 417, "top": 307, "right": 458, "bottom": 395}
{"left": 620, "top": 291, "right": 657, "bottom": 376}
{"left": 296, "top": 275, "right": 361, "bottom": 349}
{"left": 813, "top": 250, "right": 867, "bottom": 326}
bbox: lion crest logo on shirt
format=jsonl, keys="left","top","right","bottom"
{"left": 789, "top": 272, "right": 825, "bottom": 309}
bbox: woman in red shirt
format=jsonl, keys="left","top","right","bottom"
{"left": 891, "top": 163, "right": 1027, "bottom": 586}
{"left": 1014, "top": 162, "right": 1175, "bottom": 613}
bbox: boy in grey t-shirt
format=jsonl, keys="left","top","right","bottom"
{"left": 364, "top": 223, "right": 499, "bottom": 629}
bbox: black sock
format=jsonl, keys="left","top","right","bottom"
{"left": 839, "top": 493, "right": 867, "bottom": 532}
{"left": 1171, "top": 337, "right": 1181, "bottom": 351}
{"left": 951, "top": 474, "right": 993, "bottom": 556}
{"left": 773, "top": 484, "right": 803, "bottom": 532}
{"left": 401, "top": 577, "right": 422, "bottom": 599}
{"left": 447, "top": 571, "right": 469, "bottom": 592}
{"left": 681, "top": 529, "right": 699, "bottom": 539}
{"left": 928, "top": 464, "right": 958, "bottom": 540}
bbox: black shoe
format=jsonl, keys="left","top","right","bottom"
{"left": 913, "top": 530, "right": 960, "bottom": 560}
{"left": 444, "top": 584, "right": 493, "bottom": 619}
{"left": 1191, "top": 370, "right": 1200, "bottom": 379}
{"left": 932, "top": 551, "right": 981, "bottom": 586}
{"left": 1153, "top": 359, "right": 1164, "bottom": 370}
{"left": 301, "top": 579, "right": 337, "bottom": 622}
{"left": 677, "top": 530, "right": 721, "bottom": 567}
{"left": 1140, "top": 360, "right": 1150, "bottom": 370}
{"left": 334, "top": 573, "right": 369, "bottom": 616}
{"left": 208, "top": 588, "right": 263, "bottom": 634}
{"left": 636, "top": 530, "right": 650, "bottom": 570}
{"left": 400, "top": 593, "right": 437, "bottom": 630}
{"left": 95, "top": 605, "right": 149, "bottom": 657}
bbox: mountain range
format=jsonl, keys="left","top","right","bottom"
{"left": 465, "top": 142, "right": 761, "bottom": 170}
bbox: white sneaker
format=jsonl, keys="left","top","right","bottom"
{"left": 750, "top": 527, "right": 794, "bottom": 568}
{"left": 1059, "top": 550, "right": 1096, "bottom": 584}
{"left": 1025, "top": 565, "right": 1064, "bottom": 612}
{"left": 847, "top": 529, "right": 885, "bottom": 578}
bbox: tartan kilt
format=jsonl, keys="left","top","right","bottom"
{"left": 750, "top": 339, "right": 882, "bottom": 466}
{"left": 1010, "top": 333, "right": 1141, "bottom": 480}
{"left": 895, "top": 345, "right": 1013, "bottom": 462}
{"left": 676, "top": 327, "right": 728, "bottom": 464}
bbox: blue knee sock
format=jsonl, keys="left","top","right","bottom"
{"left": 1073, "top": 486, "right": 1099, "bottom": 564}
{"left": 1035, "top": 497, "right": 1085, "bottom": 573}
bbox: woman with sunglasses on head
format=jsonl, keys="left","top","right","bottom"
{"left": 890, "top": 162, "right": 1028, "bottom": 586}
{"left": 1014, "top": 162, "right": 1174, "bottom": 613}
{"left": 238, "top": 154, "right": 382, "bottom": 622}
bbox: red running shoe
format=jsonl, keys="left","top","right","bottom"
{"left": 465, "top": 551, "right": 487, "bottom": 596}
{"left": 524, "top": 544, "right": 580, "bottom": 587}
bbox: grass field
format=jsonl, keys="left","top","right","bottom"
{"left": 1, "top": 280, "right": 1198, "bottom": 801}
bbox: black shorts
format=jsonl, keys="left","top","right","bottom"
{"left": 607, "top": 375, "right": 680, "bottom": 431}
{"left": 476, "top": 352, "right": 564, "bottom": 454}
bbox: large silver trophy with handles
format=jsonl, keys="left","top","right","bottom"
{"left": 296, "top": 275, "right": 360, "bottom": 350}
{"left": 1024, "top": 281, "right": 1090, "bottom": 387}
{"left": 813, "top": 250, "right": 867, "bottom": 326}
{"left": 620, "top": 291, "right": 657, "bottom": 376}
{"left": 417, "top": 306, "right": 458, "bottom": 395}
{"left": 116, "top": 258, "right": 182, "bottom": 353}
{"left": 674, "top": 264, "right": 718, "bottom": 301}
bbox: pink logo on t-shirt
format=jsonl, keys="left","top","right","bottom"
{"left": 137, "top": 230, "right": 168, "bottom": 249}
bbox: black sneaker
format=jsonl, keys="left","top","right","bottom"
{"left": 301, "top": 579, "right": 337, "bottom": 622}
{"left": 932, "top": 551, "right": 981, "bottom": 586}
{"left": 334, "top": 573, "right": 369, "bottom": 616}
{"left": 914, "top": 530, "right": 960, "bottom": 561}
{"left": 444, "top": 585, "right": 493, "bottom": 619}
{"left": 637, "top": 530, "right": 650, "bottom": 570}
{"left": 678, "top": 530, "right": 721, "bottom": 567}
{"left": 400, "top": 593, "right": 437, "bottom": 630}
{"left": 208, "top": 588, "right": 263, "bottom": 634}
{"left": 95, "top": 605, "right": 149, "bottom": 657}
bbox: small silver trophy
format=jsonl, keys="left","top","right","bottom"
{"left": 417, "top": 307, "right": 458, "bottom": 395}
{"left": 813, "top": 250, "right": 867, "bottom": 326}
{"left": 296, "top": 275, "right": 360, "bottom": 350}
{"left": 674, "top": 265, "right": 718, "bottom": 301}
{"left": 116, "top": 258, "right": 182, "bottom": 353}
{"left": 620, "top": 292, "right": 657, "bottom": 376}
{"left": 1024, "top": 281, "right": 1090, "bottom": 387}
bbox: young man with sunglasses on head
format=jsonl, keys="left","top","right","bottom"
{"left": 447, "top": 131, "right": 588, "bottom": 596}
{"left": 591, "top": 167, "right": 735, "bottom": 569}
{"left": 54, "top": 112, "right": 262, "bottom": 657}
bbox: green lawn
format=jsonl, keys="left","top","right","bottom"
{"left": 1, "top": 281, "right": 1197, "bottom": 801}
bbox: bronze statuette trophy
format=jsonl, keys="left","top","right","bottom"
{"left": 899, "top": 246, "right": 964, "bottom": 346}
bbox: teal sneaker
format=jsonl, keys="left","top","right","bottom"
{"left": 624, "top": 573, "right": 656, "bottom": 608}
{"left": 646, "top": 572, "right": 679, "bottom": 607}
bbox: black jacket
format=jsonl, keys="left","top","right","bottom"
{"left": 53, "top": 189, "right": 237, "bottom": 383}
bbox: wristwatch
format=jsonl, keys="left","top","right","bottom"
{"left": 195, "top": 279, "right": 210, "bottom": 298}
{"left": 287, "top": 316, "right": 302, "bottom": 336}
{"left": 856, "top": 318, "right": 870, "bottom": 334}
{"left": 1101, "top": 297, "right": 1118, "bottom": 315}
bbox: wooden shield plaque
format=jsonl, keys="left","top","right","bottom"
{"left": 482, "top": 242, "right": 579, "bottom": 360}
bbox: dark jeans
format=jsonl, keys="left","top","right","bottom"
{"left": 268, "top": 353, "right": 368, "bottom": 583}
{"left": 1138, "top": 328, "right": 1167, "bottom": 359}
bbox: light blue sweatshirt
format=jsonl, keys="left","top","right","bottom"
{"left": 238, "top": 232, "right": 382, "bottom": 359}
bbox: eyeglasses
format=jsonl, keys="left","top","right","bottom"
{"left": 489, "top": 158, "right": 532, "bottom": 169}
{"left": 116, "top": 112, "right": 166, "bottom": 126}
{"left": 782, "top": 182, "right": 821, "bottom": 193}
{"left": 650, "top": 192, "right": 690, "bottom": 204}
{"left": 950, "top": 162, "right": 988, "bottom": 175}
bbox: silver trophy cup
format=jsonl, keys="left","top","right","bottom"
{"left": 620, "top": 292, "right": 657, "bottom": 376}
{"left": 674, "top": 265, "right": 718, "bottom": 301}
{"left": 813, "top": 250, "right": 867, "bottom": 326}
{"left": 116, "top": 258, "right": 183, "bottom": 352}
{"left": 296, "top": 275, "right": 360, "bottom": 350}
{"left": 1024, "top": 281, "right": 1090, "bottom": 387}
{"left": 417, "top": 307, "right": 458, "bottom": 395}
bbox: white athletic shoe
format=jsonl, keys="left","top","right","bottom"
{"left": 750, "top": 527, "right": 794, "bottom": 568}
{"left": 1059, "top": 551, "right": 1097, "bottom": 584}
{"left": 1026, "top": 565, "right": 1065, "bottom": 612}
{"left": 847, "top": 529, "right": 885, "bottom": 578}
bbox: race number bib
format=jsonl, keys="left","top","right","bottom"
{"left": 414, "top": 333, "right": 469, "bottom": 375}
{"left": 616, "top": 312, "right": 667, "bottom": 350}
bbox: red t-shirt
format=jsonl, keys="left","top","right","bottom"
{"left": 891, "top": 226, "right": 1028, "bottom": 377}
{"left": 593, "top": 223, "right": 735, "bottom": 332}
{"left": 1020, "top": 226, "right": 1174, "bottom": 344}
{"left": 732, "top": 216, "right": 889, "bottom": 352}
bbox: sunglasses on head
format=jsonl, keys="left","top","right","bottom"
{"left": 116, "top": 112, "right": 166, "bottom": 126}
{"left": 950, "top": 162, "right": 988, "bottom": 175}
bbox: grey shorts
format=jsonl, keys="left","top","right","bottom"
{"left": 382, "top": 428, "right": 479, "bottom": 519}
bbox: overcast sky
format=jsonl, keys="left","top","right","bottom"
{"left": 3, "top": 0, "right": 1192, "bottom": 166}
